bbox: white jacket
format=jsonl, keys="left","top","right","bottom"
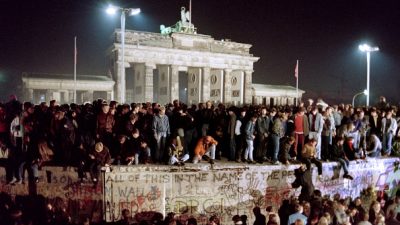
{"left": 381, "top": 117, "right": 397, "bottom": 134}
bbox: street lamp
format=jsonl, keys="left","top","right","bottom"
{"left": 352, "top": 89, "right": 368, "bottom": 107}
{"left": 106, "top": 4, "right": 141, "bottom": 103}
{"left": 358, "top": 43, "right": 379, "bottom": 107}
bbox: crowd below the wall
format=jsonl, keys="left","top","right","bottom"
{"left": 0, "top": 185, "right": 399, "bottom": 225}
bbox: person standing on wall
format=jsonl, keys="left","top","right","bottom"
{"left": 308, "top": 107, "right": 324, "bottom": 160}
{"left": 255, "top": 107, "right": 270, "bottom": 163}
{"left": 152, "top": 106, "right": 170, "bottom": 164}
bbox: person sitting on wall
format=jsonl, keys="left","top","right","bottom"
{"left": 366, "top": 132, "right": 382, "bottom": 158}
{"left": 168, "top": 135, "right": 189, "bottom": 166}
{"left": 343, "top": 136, "right": 358, "bottom": 160}
{"left": 88, "top": 142, "right": 111, "bottom": 184}
{"left": 124, "top": 128, "right": 151, "bottom": 165}
{"left": 331, "top": 137, "right": 354, "bottom": 180}
{"left": 301, "top": 138, "right": 323, "bottom": 181}
{"left": 193, "top": 136, "right": 218, "bottom": 164}
{"left": 279, "top": 136, "right": 296, "bottom": 165}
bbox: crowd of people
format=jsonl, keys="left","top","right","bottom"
{"left": 0, "top": 185, "right": 399, "bottom": 225}
{"left": 0, "top": 95, "right": 400, "bottom": 225}
{"left": 0, "top": 95, "right": 399, "bottom": 185}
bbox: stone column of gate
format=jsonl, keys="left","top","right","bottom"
{"left": 244, "top": 70, "right": 253, "bottom": 104}
{"left": 86, "top": 90, "right": 94, "bottom": 103}
{"left": 63, "top": 90, "right": 70, "bottom": 103}
{"left": 224, "top": 69, "right": 232, "bottom": 104}
{"left": 144, "top": 63, "right": 155, "bottom": 103}
{"left": 67, "top": 90, "right": 73, "bottom": 103}
{"left": 170, "top": 65, "right": 179, "bottom": 103}
{"left": 28, "top": 89, "right": 34, "bottom": 102}
{"left": 202, "top": 67, "right": 211, "bottom": 102}
{"left": 107, "top": 91, "right": 113, "bottom": 101}
{"left": 45, "top": 90, "right": 52, "bottom": 103}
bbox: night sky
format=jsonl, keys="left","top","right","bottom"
{"left": 1, "top": 0, "right": 400, "bottom": 105}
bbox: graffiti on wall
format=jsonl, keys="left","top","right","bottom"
{"left": 0, "top": 167, "right": 102, "bottom": 224}
{"left": 104, "top": 158, "right": 399, "bottom": 223}
{"left": 0, "top": 158, "right": 398, "bottom": 224}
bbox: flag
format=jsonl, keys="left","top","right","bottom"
{"left": 294, "top": 60, "right": 299, "bottom": 78}
{"left": 74, "top": 37, "right": 77, "bottom": 66}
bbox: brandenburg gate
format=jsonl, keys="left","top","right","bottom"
{"left": 107, "top": 13, "right": 259, "bottom": 105}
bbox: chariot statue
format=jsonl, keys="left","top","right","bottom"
{"left": 160, "top": 6, "right": 196, "bottom": 35}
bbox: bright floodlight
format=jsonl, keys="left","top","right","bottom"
{"left": 359, "top": 44, "right": 379, "bottom": 52}
{"left": 129, "top": 8, "right": 141, "bottom": 16}
{"left": 106, "top": 5, "right": 118, "bottom": 15}
{"left": 363, "top": 89, "right": 368, "bottom": 95}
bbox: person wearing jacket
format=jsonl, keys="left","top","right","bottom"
{"left": 271, "top": 113, "right": 287, "bottom": 165}
{"left": 7, "top": 112, "right": 24, "bottom": 184}
{"left": 244, "top": 115, "right": 258, "bottom": 164}
{"left": 200, "top": 101, "right": 215, "bottom": 137}
{"left": 301, "top": 138, "right": 323, "bottom": 181}
{"left": 279, "top": 136, "right": 295, "bottom": 165}
{"left": 331, "top": 137, "right": 353, "bottom": 180}
{"left": 125, "top": 128, "right": 151, "bottom": 165}
{"left": 168, "top": 135, "right": 189, "bottom": 166}
{"left": 366, "top": 133, "right": 382, "bottom": 157}
{"left": 308, "top": 107, "right": 324, "bottom": 159}
{"left": 96, "top": 101, "right": 115, "bottom": 150}
{"left": 292, "top": 107, "right": 309, "bottom": 160}
{"left": 369, "top": 108, "right": 382, "bottom": 138}
{"left": 193, "top": 136, "right": 218, "bottom": 164}
{"left": 227, "top": 107, "right": 237, "bottom": 161}
{"left": 381, "top": 110, "right": 397, "bottom": 156}
{"left": 88, "top": 142, "right": 111, "bottom": 184}
{"left": 152, "top": 106, "right": 170, "bottom": 164}
{"left": 235, "top": 109, "right": 247, "bottom": 163}
{"left": 255, "top": 108, "right": 270, "bottom": 163}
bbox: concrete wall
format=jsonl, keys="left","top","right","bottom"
{"left": 0, "top": 167, "right": 103, "bottom": 224}
{"left": 103, "top": 158, "right": 400, "bottom": 223}
{"left": 0, "top": 158, "right": 399, "bottom": 224}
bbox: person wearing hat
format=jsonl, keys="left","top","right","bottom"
{"left": 193, "top": 135, "right": 218, "bottom": 164}
{"left": 88, "top": 142, "right": 111, "bottom": 184}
